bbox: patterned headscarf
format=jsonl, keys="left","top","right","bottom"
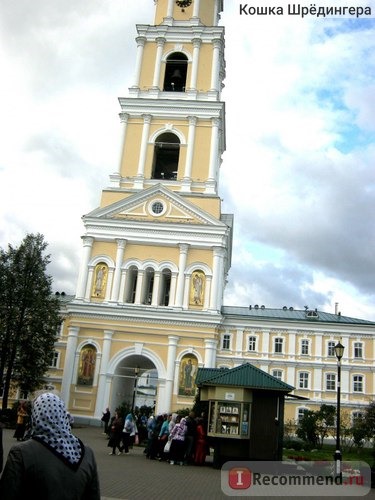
{"left": 31, "top": 392, "right": 83, "bottom": 470}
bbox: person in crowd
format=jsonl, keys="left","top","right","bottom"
{"left": 144, "top": 414, "right": 155, "bottom": 457}
{"left": 184, "top": 411, "right": 197, "bottom": 464}
{"left": 157, "top": 413, "right": 170, "bottom": 461}
{"left": 13, "top": 401, "right": 28, "bottom": 441}
{"left": 0, "top": 392, "right": 100, "bottom": 499}
{"left": 101, "top": 408, "right": 111, "bottom": 435}
{"left": 169, "top": 415, "right": 187, "bottom": 465}
{"left": 169, "top": 413, "right": 177, "bottom": 434}
{"left": 120, "top": 413, "right": 135, "bottom": 454}
{"left": 194, "top": 417, "right": 208, "bottom": 465}
{"left": 148, "top": 414, "right": 163, "bottom": 460}
{"left": 107, "top": 410, "right": 123, "bottom": 456}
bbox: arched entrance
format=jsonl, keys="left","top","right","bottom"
{"left": 110, "top": 355, "right": 158, "bottom": 413}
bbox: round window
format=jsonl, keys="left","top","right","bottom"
{"left": 151, "top": 201, "right": 164, "bottom": 215}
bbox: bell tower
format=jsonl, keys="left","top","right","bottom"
{"left": 75, "top": 0, "right": 231, "bottom": 314}
{"left": 61, "top": 0, "right": 231, "bottom": 416}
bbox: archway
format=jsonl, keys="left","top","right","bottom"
{"left": 110, "top": 355, "right": 158, "bottom": 415}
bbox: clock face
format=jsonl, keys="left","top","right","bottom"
{"left": 176, "top": 0, "right": 192, "bottom": 8}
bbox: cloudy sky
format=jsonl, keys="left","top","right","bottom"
{"left": 0, "top": 0, "right": 374, "bottom": 320}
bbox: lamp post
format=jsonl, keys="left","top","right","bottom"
{"left": 131, "top": 366, "right": 140, "bottom": 413}
{"left": 334, "top": 340, "right": 345, "bottom": 483}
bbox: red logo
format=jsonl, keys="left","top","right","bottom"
{"left": 228, "top": 467, "right": 252, "bottom": 489}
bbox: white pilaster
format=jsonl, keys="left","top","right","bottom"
{"left": 116, "top": 114, "right": 129, "bottom": 175}
{"left": 134, "top": 269, "right": 145, "bottom": 305}
{"left": 95, "top": 330, "right": 114, "bottom": 418}
{"left": 151, "top": 271, "right": 161, "bottom": 306}
{"left": 136, "top": 114, "right": 152, "bottom": 179}
{"left": 209, "top": 246, "right": 224, "bottom": 311}
{"left": 110, "top": 239, "right": 127, "bottom": 302}
{"left": 75, "top": 237, "right": 94, "bottom": 299}
{"left": 190, "top": 39, "right": 201, "bottom": 90}
{"left": 210, "top": 38, "right": 222, "bottom": 92}
{"left": 132, "top": 36, "right": 146, "bottom": 88}
{"left": 61, "top": 326, "right": 79, "bottom": 405}
{"left": 204, "top": 339, "right": 217, "bottom": 368}
{"left": 175, "top": 244, "right": 188, "bottom": 307}
{"left": 165, "top": 336, "right": 179, "bottom": 411}
{"left": 152, "top": 37, "right": 166, "bottom": 88}
{"left": 181, "top": 116, "right": 197, "bottom": 190}
{"left": 192, "top": 0, "right": 201, "bottom": 18}
{"left": 261, "top": 330, "right": 270, "bottom": 358}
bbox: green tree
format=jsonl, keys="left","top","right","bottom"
{"left": 0, "top": 233, "right": 61, "bottom": 410}
{"left": 296, "top": 404, "right": 336, "bottom": 449}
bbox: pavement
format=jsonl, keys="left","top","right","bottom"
{"left": 2, "top": 426, "right": 375, "bottom": 500}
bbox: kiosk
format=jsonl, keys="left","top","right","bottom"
{"left": 196, "top": 363, "right": 295, "bottom": 466}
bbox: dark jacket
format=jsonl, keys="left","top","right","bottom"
{"left": 0, "top": 438, "right": 100, "bottom": 500}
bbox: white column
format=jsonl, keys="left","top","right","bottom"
{"left": 85, "top": 266, "right": 95, "bottom": 300}
{"left": 209, "top": 247, "right": 224, "bottom": 311}
{"left": 95, "top": 330, "right": 114, "bottom": 418}
{"left": 136, "top": 115, "right": 152, "bottom": 178}
{"left": 119, "top": 268, "right": 129, "bottom": 302}
{"left": 167, "top": 0, "right": 174, "bottom": 18}
{"left": 183, "top": 274, "right": 190, "bottom": 309}
{"left": 313, "top": 367, "right": 322, "bottom": 393}
{"left": 132, "top": 36, "right": 146, "bottom": 88}
{"left": 104, "top": 269, "right": 114, "bottom": 302}
{"left": 75, "top": 237, "right": 94, "bottom": 299}
{"left": 152, "top": 38, "right": 165, "bottom": 88}
{"left": 315, "top": 333, "right": 322, "bottom": 361}
{"left": 116, "top": 114, "right": 129, "bottom": 175}
{"left": 134, "top": 269, "right": 145, "bottom": 305}
{"left": 208, "top": 117, "right": 220, "bottom": 181}
{"left": 190, "top": 39, "right": 201, "bottom": 90}
{"left": 192, "top": 0, "right": 201, "bottom": 18}
{"left": 151, "top": 271, "right": 161, "bottom": 306}
{"left": 110, "top": 239, "right": 126, "bottom": 302}
{"left": 203, "top": 276, "right": 211, "bottom": 310}
{"left": 165, "top": 336, "right": 179, "bottom": 411}
{"left": 175, "top": 244, "right": 188, "bottom": 307}
{"left": 204, "top": 339, "right": 217, "bottom": 368}
{"left": 210, "top": 39, "right": 222, "bottom": 92}
{"left": 182, "top": 116, "right": 197, "bottom": 183}
{"left": 61, "top": 326, "right": 79, "bottom": 405}
{"left": 169, "top": 271, "right": 178, "bottom": 306}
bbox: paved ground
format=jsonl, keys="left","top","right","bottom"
{"left": 2, "top": 426, "right": 375, "bottom": 500}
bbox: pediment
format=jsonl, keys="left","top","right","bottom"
{"left": 86, "top": 185, "right": 225, "bottom": 227}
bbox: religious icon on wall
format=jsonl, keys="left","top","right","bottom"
{"left": 92, "top": 263, "right": 108, "bottom": 298}
{"left": 77, "top": 345, "right": 96, "bottom": 386}
{"left": 190, "top": 270, "right": 205, "bottom": 306}
{"left": 178, "top": 354, "right": 198, "bottom": 396}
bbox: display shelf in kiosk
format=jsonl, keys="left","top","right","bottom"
{"left": 204, "top": 387, "right": 252, "bottom": 439}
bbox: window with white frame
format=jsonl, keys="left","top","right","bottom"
{"left": 274, "top": 337, "right": 283, "bottom": 354}
{"left": 297, "top": 407, "right": 308, "bottom": 423}
{"left": 299, "top": 371, "right": 309, "bottom": 389}
{"left": 326, "top": 373, "right": 336, "bottom": 391}
{"left": 222, "top": 334, "right": 231, "bottom": 350}
{"left": 352, "top": 411, "right": 364, "bottom": 423}
{"left": 353, "top": 375, "right": 364, "bottom": 393}
{"left": 354, "top": 342, "right": 363, "bottom": 359}
{"left": 327, "top": 341, "right": 335, "bottom": 357}
{"left": 301, "top": 339, "right": 309, "bottom": 355}
{"left": 272, "top": 369, "right": 283, "bottom": 380}
{"left": 49, "top": 351, "right": 59, "bottom": 368}
{"left": 248, "top": 336, "right": 257, "bottom": 352}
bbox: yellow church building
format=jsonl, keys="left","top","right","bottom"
{"left": 45, "top": 0, "right": 375, "bottom": 426}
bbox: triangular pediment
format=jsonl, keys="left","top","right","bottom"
{"left": 85, "top": 185, "right": 225, "bottom": 227}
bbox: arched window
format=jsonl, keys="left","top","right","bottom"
{"left": 152, "top": 132, "right": 180, "bottom": 180}
{"left": 143, "top": 267, "right": 155, "bottom": 304}
{"left": 159, "top": 268, "right": 171, "bottom": 306}
{"left": 125, "top": 266, "right": 138, "bottom": 303}
{"left": 163, "top": 52, "right": 188, "bottom": 92}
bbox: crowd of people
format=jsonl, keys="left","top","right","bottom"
{"left": 104, "top": 408, "right": 209, "bottom": 466}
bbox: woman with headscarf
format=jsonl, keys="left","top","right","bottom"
{"left": 120, "top": 413, "right": 135, "bottom": 454}
{"left": 0, "top": 392, "right": 100, "bottom": 500}
{"left": 169, "top": 415, "right": 187, "bottom": 465}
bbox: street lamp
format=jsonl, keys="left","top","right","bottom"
{"left": 334, "top": 340, "right": 345, "bottom": 483}
{"left": 131, "top": 366, "right": 140, "bottom": 413}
